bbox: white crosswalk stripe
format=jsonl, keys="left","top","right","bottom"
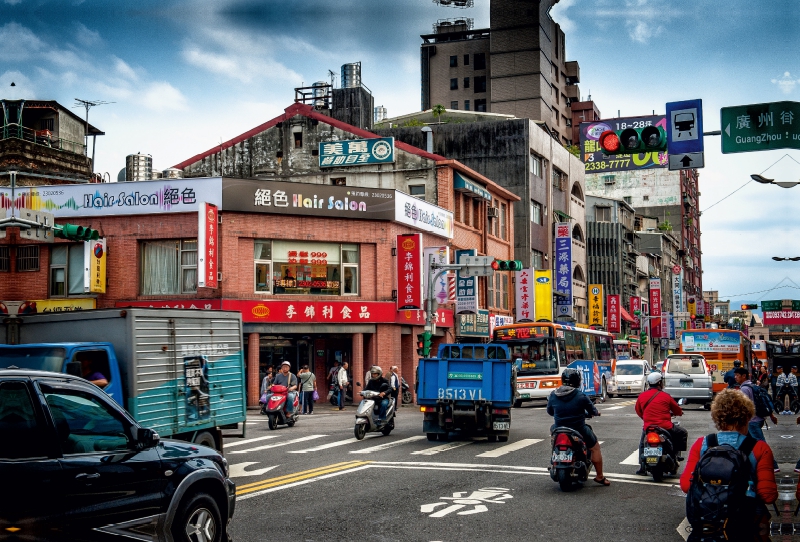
{"left": 349, "top": 436, "right": 428, "bottom": 454}
{"left": 287, "top": 437, "right": 362, "bottom": 453}
{"left": 224, "top": 435, "right": 281, "bottom": 448}
{"left": 411, "top": 441, "right": 473, "bottom": 456}
{"left": 475, "top": 438, "right": 542, "bottom": 458}
{"left": 621, "top": 450, "right": 641, "bottom": 465}
{"left": 229, "top": 434, "right": 327, "bottom": 454}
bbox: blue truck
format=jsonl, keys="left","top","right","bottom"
{"left": 0, "top": 308, "right": 246, "bottom": 451}
{"left": 417, "top": 343, "right": 514, "bottom": 442}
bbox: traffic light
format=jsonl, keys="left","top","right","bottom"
{"left": 54, "top": 223, "right": 100, "bottom": 241}
{"left": 416, "top": 332, "right": 432, "bottom": 358}
{"left": 491, "top": 260, "right": 523, "bottom": 272}
{"left": 741, "top": 304, "right": 758, "bottom": 310}
{"left": 598, "top": 126, "right": 667, "bottom": 155}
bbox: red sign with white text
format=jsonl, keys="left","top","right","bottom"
{"left": 763, "top": 311, "right": 800, "bottom": 326}
{"left": 397, "top": 234, "right": 423, "bottom": 310}
{"left": 630, "top": 296, "right": 641, "bottom": 330}
{"left": 607, "top": 294, "right": 620, "bottom": 334}
{"left": 198, "top": 202, "right": 218, "bottom": 288}
{"left": 649, "top": 278, "right": 662, "bottom": 338}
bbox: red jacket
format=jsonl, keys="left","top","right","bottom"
{"left": 635, "top": 389, "right": 682, "bottom": 429}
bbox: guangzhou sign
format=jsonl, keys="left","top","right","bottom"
{"left": 579, "top": 115, "right": 668, "bottom": 173}
{"left": 721, "top": 101, "right": 800, "bottom": 154}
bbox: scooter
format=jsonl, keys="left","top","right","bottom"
{"left": 354, "top": 390, "right": 396, "bottom": 440}
{"left": 401, "top": 377, "right": 413, "bottom": 405}
{"left": 549, "top": 427, "right": 592, "bottom": 492}
{"left": 640, "top": 421, "right": 681, "bottom": 482}
{"left": 264, "top": 384, "right": 300, "bottom": 430}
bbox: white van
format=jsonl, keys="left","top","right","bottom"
{"left": 610, "top": 359, "right": 651, "bottom": 397}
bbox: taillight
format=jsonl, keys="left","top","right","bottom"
{"left": 646, "top": 432, "right": 662, "bottom": 444}
{"left": 492, "top": 408, "right": 509, "bottom": 415}
{"left": 554, "top": 434, "right": 572, "bottom": 448}
{"left": 420, "top": 406, "right": 434, "bottom": 413}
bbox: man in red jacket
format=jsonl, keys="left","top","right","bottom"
{"left": 634, "top": 371, "right": 688, "bottom": 475}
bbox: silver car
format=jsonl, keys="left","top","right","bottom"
{"left": 662, "top": 354, "right": 712, "bottom": 408}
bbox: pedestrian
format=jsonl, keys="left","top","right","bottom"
{"left": 337, "top": 361, "right": 350, "bottom": 410}
{"left": 681, "top": 389, "right": 777, "bottom": 541}
{"left": 299, "top": 365, "right": 316, "bottom": 415}
{"left": 260, "top": 366, "right": 274, "bottom": 396}
{"left": 389, "top": 365, "right": 400, "bottom": 416}
{"left": 735, "top": 367, "right": 779, "bottom": 472}
{"left": 724, "top": 359, "right": 742, "bottom": 389}
{"left": 756, "top": 364, "right": 770, "bottom": 390}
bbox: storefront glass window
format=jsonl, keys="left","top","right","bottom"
{"left": 141, "top": 240, "right": 197, "bottom": 295}
{"left": 50, "top": 244, "right": 85, "bottom": 297}
{"left": 255, "top": 240, "right": 359, "bottom": 296}
{"left": 254, "top": 241, "right": 272, "bottom": 293}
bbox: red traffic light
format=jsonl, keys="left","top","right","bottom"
{"left": 491, "top": 261, "right": 499, "bottom": 270}
{"left": 598, "top": 131, "right": 620, "bottom": 153}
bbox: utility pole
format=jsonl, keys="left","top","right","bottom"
{"left": 74, "top": 99, "right": 113, "bottom": 173}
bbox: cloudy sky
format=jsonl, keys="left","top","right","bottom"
{"left": 1, "top": 0, "right": 799, "bottom": 310}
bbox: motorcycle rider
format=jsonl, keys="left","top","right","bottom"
{"left": 776, "top": 366, "right": 798, "bottom": 414}
{"left": 634, "top": 372, "right": 688, "bottom": 475}
{"left": 546, "top": 368, "right": 609, "bottom": 487}
{"left": 364, "top": 365, "right": 392, "bottom": 421}
{"left": 271, "top": 361, "right": 298, "bottom": 414}
{"left": 723, "top": 359, "right": 742, "bottom": 389}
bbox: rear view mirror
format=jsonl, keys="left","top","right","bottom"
{"left": 137, "top": 427, "right": 160, "bottom": 449}
{"left": 65, "top": 361, "right": 82, "bottom": 377}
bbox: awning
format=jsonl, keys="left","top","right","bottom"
{"left": 620, "top": 307, "right": 637, "bottom": 324}
{"left": 554, "top": 210, "right": 573, "bottom": 221}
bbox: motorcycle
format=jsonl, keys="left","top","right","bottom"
{"left": 401, "top": 376, "right": 413, "bottom": 405}
{"left": 264, "top": 384, "right": 300, "bottom": 430}
{"left": 549, "top": 427, "right": 592, "bottom": 492}
{"left": 774, "top": 384, "right": 800, "bottom": 414}
{"left": 354, "top": 390, "right": 396, "bottom": 440}
{"left": 640, "top": 421, "right": 681, "bottom": 482}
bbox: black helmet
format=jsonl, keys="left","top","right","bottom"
{"left": 733, "top": 359, "right": 742, "bottom": 368}
{"left": 561, "top": 368, "right": 582, "bottom": 388}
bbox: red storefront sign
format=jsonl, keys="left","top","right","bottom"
{"left": 630, "top": 296, "right": 641, "bottom": 330}
{"left": 397, "top": 233, "right": 423, "bottom": 311}
{"left": 607, "top": 294, "right": 620, "bottom": 334}
{"left": 197, "top": 202, "right": 218, "bottom": 288}
{"left": 394, "top": 308, "right": 453, "bottom": 327}
{"left": 116, "top": 300, "right": 222, "bottom": 310}
{"left": 763, "top": 311, "right": 800, "bottom": 326}
{"left": 649, "top": 278, "right": 662, "bottom": 338}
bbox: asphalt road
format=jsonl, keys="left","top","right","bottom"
{"left": 222, "top": 396, "right": 800, "bottom": 542}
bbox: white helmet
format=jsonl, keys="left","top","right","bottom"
{"left": 647, "top": 372, "right": 663, "bottom": 386}
{"left": 369, "top": 366, "right": 383, "bottom": 378}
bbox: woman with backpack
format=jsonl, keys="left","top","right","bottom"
{"left": 680, "top": 389, "right": 777, "bottom": 541}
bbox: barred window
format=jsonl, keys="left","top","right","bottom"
{"left": 16, "top": 246, "right": 39, "bottom": 272}
{"left": 0, "top": 246, "right": 9, "bottom": 272}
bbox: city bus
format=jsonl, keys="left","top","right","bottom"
{"left": 678, "top": 329, "right": 752, "bottom": 393}
{"left": 493, "top": 322, "right": 615, "bottom": 406}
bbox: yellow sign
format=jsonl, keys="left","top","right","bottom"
{"left": 85, "top": 239, "right": 107, "bottom": 294}
{"left": 589, "top": 284, "right": 604, "bottom": 326}
{"left": 688, "top": 297, "right": 697, "bottom": 317}
{"left": 533, "top": 270, "right": 553, "bottom": 322}
{"left": 1, "top": 298, "right": 96, "bottom": 315}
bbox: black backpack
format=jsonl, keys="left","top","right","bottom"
{"left": 686, "top": 434, "right": 756, "bottom": 538}
{"left": 741, "top": 383, "right": 774, "bottom": 419}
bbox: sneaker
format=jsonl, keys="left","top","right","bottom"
{"left": 635, "top": 468, "right": 647, "bottom": 476}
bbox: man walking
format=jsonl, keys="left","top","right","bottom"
{"left": 337, "top": 361, "right": 350, "bottom": 410}
{"left": 389, "top": 366, "right": 400, "bottom": 416}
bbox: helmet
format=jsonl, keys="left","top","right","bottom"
{"left": 561, "top": 368, "right": 582, "bottom": 388}
{"left": 369, "top": 366, "right": 383, "bottom": 378}
{"left": 647, "top": 372, "right": 663, "bottom": 386}
{"left": 733, "top": 359, "right": 742, "bottom": 368}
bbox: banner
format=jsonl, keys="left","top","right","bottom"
{"left": 197, "top": 202, "right": 218, "bottom": 289}
{"left": 681, "top": 331, "right": 741, "bottom": 353}
{"left": 661, "top": 313, "right": 670, "bottom": 338}
{"left": 534, "top": 270, "right": 553, "bottom": 322}
{"left": 649, "top": 278, "right": 662, "bottom": 338}
{"left": 489, "top": 314, "right": 514, "bottom": 338}
{"left": 455, "top": 249, "right": 478, "bottom": 315}
{"left": 697, "top": 298, "right": 705, "bottom": 317}
{"left": 84, "top": 238, "right": 107, "bottom": 294}
{"left": 423, "top": 246, "right": 451, "bottom": 305}
{"left": 688, "top": 296, "right": 697, "bottom": 317}
{"left": 397, "top": 234, "right": 423, "bottom": 310}
{"left": 395, "top": 191, "right": 454, "bottom": 239}
{"left": 579, "top": 115, "right": 668, "bottom": 173}
{"left": 456, "top": 310, "right": 490, "bottom": 338}
{"left": 630, "top": 296, "right": 641, "bottom": 330}
{"left": 588, "top": 284, "right": 604, "bottom": 326}
{"left": 607, "top": 294, "right": 621, "bottom": 333}
{"left": 515, "top": 268, "right": 534, "bottom": 322}
{"left": 672, "top": 268, "right": 683, "bottom": 315}
{"left": 763, "top": 311, "right": 800, "bottom": 326}
{"left": 554, "top": 222, "right": 573, "bottom": 318}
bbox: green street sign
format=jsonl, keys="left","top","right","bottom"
{"left": 721, "top": 101, "right": 800, "bottom": 154}
{"left": 761, "top": 300, "right": 781, "bottom": 311}
{"left": 447, "top": 372, "right": 483, "bottom": 380}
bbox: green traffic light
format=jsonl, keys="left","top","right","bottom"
{"left": 495, "top": 260, "right": 524, "bottom": 272}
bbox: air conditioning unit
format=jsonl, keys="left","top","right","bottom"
{"left": 487, "top": 206, "right": 499, "bottom": 218}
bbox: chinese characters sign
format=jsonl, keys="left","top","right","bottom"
{"left": 534, "top": 270, "right": 553, "bottom": 322}
{"left": 456, "top": 310, "right": 490, "bottom": 338}
{"left": 515, "top": 268, "right": 534, "bottom": 322}
{"left": 455, "top": 249, "right": 478, "bottom": 315}
{"left": 197, "top": 202, "right": 218, "bottom": 289}
{"left": 649, "top": 278, "right": 662, "bottom": 338}
{"left": 721, "top": 101, "right": 800, "bottom": 154}
{"left": 397, "top": 234, "right": 423, "bottom": 311}
{"left": 579, "top": 115, "right": 668, "bottom": 173}
{"left": 630, "top": 296, "right": 641, "bottom": 330}
{"left": 672, "top": 269, "right": 683, "bottom": 315}
{"left": 588, "top": 284, "right": 603, "bottom": 326}
{"left": 84, "top": 238, "right": 106, "bottom": 294}
{"left": 554, "top": 222, "right": 572, "bottom": 318}
{"left": 395, "top": 191, "right": 454, "bottom": 239}
{"left": 318, "top": 137, "right": 395, "bottom": 167}
{"left": 607, "top": 294, "right": 620, "bottom": 334}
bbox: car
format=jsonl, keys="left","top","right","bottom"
{"left": 0, "top": 368, "right": 235, "bottom": 541}
{"left": 610, "top": 359, "right": 650, "bottom": 397}
{"left": 662, "top": 354, "right": 712, "bottom": 408}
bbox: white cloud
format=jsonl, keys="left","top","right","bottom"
{"left": 550, "top": 0, "right": 578, "bottom": 33}
{"left": 0, "top": 23, "right": 45, "bottom": 61}
{"left": 113, "top": 57, "right": 139, "bottom": 81}
{"left": 75, "top": 22, "right": 103, "bottom": 47}
{"left": 771, "top": 72, "right": 800, "bottom": 95}
{"left": 138, "top": 82, "right": 189, "bottom": 112}
{"left": 593, "top": 0, "right": 676, "bottom": 43}
{"left": 4, "top": 0, "right": 23, "bottom": 5}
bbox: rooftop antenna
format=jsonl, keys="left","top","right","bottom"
{"left": 327, "top": 69, "right": 337, "bottom": 89}
{"left": 74, "top": 98, "right": 113, "bottom": 173}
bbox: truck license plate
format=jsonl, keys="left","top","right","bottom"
{"left": 552, "top": 450, "right": 573, "bottom": 462}
{"left": 493, "top": 421, "right": 510, "bottom": 430}
{"left": 643, "top": 447, "right": 662, "bottom": 457}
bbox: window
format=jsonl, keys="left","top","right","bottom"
{"left": 502, "top": 273, "right": 509, "bottom": 310}
{"left": 16, "top": 246, "right": 39, "bottom": 272}
{"left": 474, "top": 53, "right": 486, "bottom": 70}
{"left": 254, "top": 240, "right": 359, "bottom": 296}
{"left": 293, "top": 131, "right": 303, "bottom": 149}
{"left": 141, "top": 239, "right": 197, "bottom": 295}
{"left": 595, "top": 206, "right": 611, "bottom": 222}
{"left": 255, "top": 241, "right": 272, "bottom": 293}
{"left": 623, "top": 196, "right": 632, "bottom": 204}
{"left": 409, "top": 185, "right": 426, "bottom": 200}
{"left": 450, "top": 100, "right": 459, "bottom": 110}
{"left": 331, "top": 177, "right": 346, "bottom": 186}
{"left": 487, "top": 272, "right": 507, "bottom": 309}
{"left": 463, "top": 54, "right": 469, "bottom": 65}
{"left": 73, "top": 350, "right": 112, "bottom": 387}
{"left": 475, "top": 99, "right": 487, "bottom": 112}
{"left": 463, "top": 77, "right": 470, "bottom": 89}
{"left": 0, "top": 246, "right": 8, "bottom": 272}
{"left": 500, "top": 203, "right": 507, "bottom": 240}
{"left": 643, "top": 195, "right": 649, "bottom": 201}
{"left": 40, "top": 118, "right": 54, "bottom": 131}
{"left": 450, "top": 55, "right": 458, "bottom": 67}
{"left": 530, "top": 154, "right": 542, "bottom": 177}
{"left": 532, "top": 250, "right": 544, "bottom": 270}
{"left": 0, "top": 381, "right": 49, "bottom": 459}
{"left": 50, "top": 244, "right": 84, "bottom": 297}
{"left": 474, "top": 76, "right": 486, "bottom": 93}
{"left": 472, "top": 199, "right": 481, "bottom": 229}
{"left": 531, "top": 200, "right": 543, "bottom": 225}
{"left": 454, "top": 194, "right": 462, "bottom": 223}
{"left": 450, "top": 78, "right": 458, "bottom": 90}
{"left": 43, "top": 386, "right": 132, "bottom": 455}
{"left": 464, "top": 100, "right": 470, "bottom": 111}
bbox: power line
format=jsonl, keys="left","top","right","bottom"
{"left": 702, "top": 153, "right": 799, "bottom": 213}
{"left": 719, "top": 278, "right": 800, "bottom": 299}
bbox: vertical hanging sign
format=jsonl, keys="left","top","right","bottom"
{"left": 397, "top": 233, "right": 423, "bottom": 310}
{"left": 607, "top": 294, "right": 621, "bottom": 334}
{"left": 197, "top": 202, "right": 218, "bottom": 288}
{"left": 83, "top": 238, "right": 107, "bottom": 294}
{"left": 672, "top": 266, "right": 683, "bottom": 315}
{"left": 588, "top": 284, "right": 604, "bottom": 326}
{"left": 423, "top": 246, "right": 450, "bottom": 305}
{"left": 533, "top": 270, "right": 553, "bottom": 322}
{"left": 455, "top": 248, "right": 478, "bottom": 314}
{"left": 515, "top": 268, "right": 534, "bottom": 322}
{"left": 554, "top": 222, "right": 573, "bottom": 318}
{"left": 630, "top": 296, "right": 641, "bottom": 329}
{"left": 649, "top": 278, "right": 662, "bottom": 338}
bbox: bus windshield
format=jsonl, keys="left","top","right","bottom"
{"left": 509, "top": 339, "right": 560, "bottom": 376}
{"left": 0, "top": 347, "right": 67, "bottom": 372}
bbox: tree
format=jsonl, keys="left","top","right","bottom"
{"left": 432, "top": 104, "right": 446, "bottom": 124}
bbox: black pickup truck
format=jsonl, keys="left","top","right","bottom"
{"left": 0, "top": 368, "right": 235, "bottom": 542}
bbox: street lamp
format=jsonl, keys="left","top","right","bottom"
{"left": 772, "top": 256, "right": 800, "bottom": 261}
{"left": 750, "top": 174, "right": 800, "bottom": 189}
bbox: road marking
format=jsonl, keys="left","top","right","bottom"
{"left": 228, "top": 462, "right": 279, "bottom": 478}
{"left": 236, "top": 461, "right": 371, "bottom": 498}
{"left": 412, "top": 441, "right": 473, "bottom": 456}
{"left": 229, "top": 434, "right": 327, "bottom": 454}
{"left": 349, "top": 435, "right": 428, "bottom": 454}
{"left": 475, "top": 439, "right": 542, "bottom": 458}
{"left": 223, "top": 435, "right": 281, "bottom": 449}
{"left": 621, "top": 450, "right": 641, "bottom": 465}
{"left": 287, "top": 437, "right": 363, "bottom": 453}
{"left": 603, "top": 406, "right": 626, "bottom": 410}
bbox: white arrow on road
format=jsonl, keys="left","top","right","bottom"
{"left": 227, "top": 462, "right": 279, "bottom": 478}
{"left": 620, "top": 450, "right": 641, "bottom": 465}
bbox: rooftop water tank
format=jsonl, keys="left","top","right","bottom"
{"left": 162, "top": 168, "right": 184, "bottom": 179}
{"left": 125, "top": 153, "right": 152, "bottom": 182}
{"left": 312, "top": 81, "right": 329, "bottom": 108}
{"left": 341, "top": 62, "right": 361, "bottom": 89}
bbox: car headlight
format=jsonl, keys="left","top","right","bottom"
{"left": 221, "top": 457, "right": 229, "bottom": 477}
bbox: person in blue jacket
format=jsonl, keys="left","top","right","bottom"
{"left": 547, "top": 368, "right": 609, "bottom": 486}
{"left": 723, "top": 359, "right": 742, "bottom": 389}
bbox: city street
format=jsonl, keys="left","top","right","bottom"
{"left": 223, "top": 397, "right": 800, "bottom": 541}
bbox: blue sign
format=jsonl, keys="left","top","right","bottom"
{"left": 455, "top": 248, "right": 478, "bottom": 315}
{"left": 453, "top": 172, "right": 493, "bottom": 201}
{"left": 666, "top": 99, "right": 704, "bottom": 155}
{"left": 554, "top": 222, "right": 572, "bottom": 318}
{"left": 319, "top": 137, "right": 395, "bottom": 167}
{"left": 667, "top": 313, "right": 676, "bottom": 340}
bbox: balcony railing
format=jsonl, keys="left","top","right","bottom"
{"left": 1, "top": 123, "right": 86, "bottom": 155}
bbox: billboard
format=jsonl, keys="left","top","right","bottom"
{"left": 649, "top": 278, "right": 662, "bottom": 338}
{"left": 588, "top": 284, "right": 603, "bottom": 326}
{"left": 319, "top": 137, "right": 395, "bottom": 167}
{"left": 455, "top": 249, "right": 478, "bottom": 315}
{"left": 533, "top": 270, "right": 553, "bottom": 322}
{"left": 397, "top": 234, "right": 423, "bottom": 310}
{"left": 680, "top": 331, "right": 742, "bottom": 353}
{"left": 579, "top": 115, "right": 668, "bottom": 173}
{"left": 607, "top": 294, "right": 621, "bottom": 334}
{"left": 197, "top": 202, "right": 218, "bottom": 289}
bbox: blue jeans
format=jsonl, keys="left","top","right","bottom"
{"left": 302, "top": 390, "right": 314, "bottom": 413}
{"left": 378, "top": 398, "right": 389, "bottom": 420}
{"left": 285, "top": 391, "right": 297, "bottom": 413}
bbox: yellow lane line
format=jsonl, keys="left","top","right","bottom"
{"left": 236, "top": 461, "right": 371, "bottom": 495}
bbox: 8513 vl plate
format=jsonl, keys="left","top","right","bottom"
{"left": 493, "top": 421, "right": 510, "bottom": 430}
